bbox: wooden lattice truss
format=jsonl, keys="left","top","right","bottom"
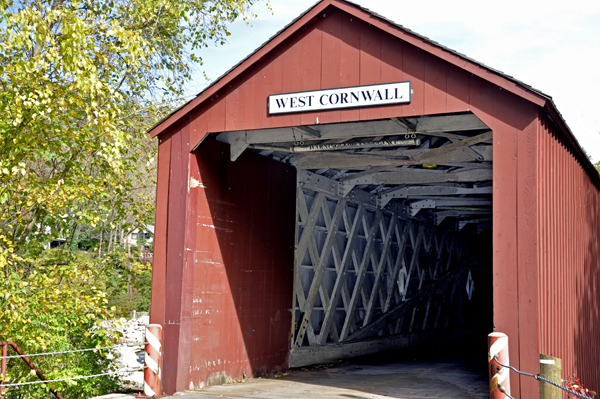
{"left": 293, "top": 184, "right": 482, "bottom": 349}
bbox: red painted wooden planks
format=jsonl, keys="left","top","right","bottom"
{"left": 513, "top": 94, "right": 539, "bottom": 399}
{"left": 423, "top": 52, "right": 447, "bottom": 115}
{"left": 401, "top": 43, "right": 425, "bottom": 116}
{"left": 162, "top": 121, "right": 191, "bottom": 394}
{"left": 379, "top": 30, "right": 405, "bottom": 120}
{"left": 319, "top": 9, "right": 343, "bottom": 124}
{"left": 446, "top": 63, "right": 470, "bottom": 113}
{"left": 278, "top": 31, "right": 304, "bottom": 127}
{"left": 187, "top": 138, "right": 296, "bottom": 388}
{"left": 149, "top": 132, "right": 173, "bottom": 327}
{"left": 537, "top": 114, "right": 600, "bottom": 389}
{"left": 358, "top": 20, "right": 381, "bottom": 121}
{"left": 300, "top": 18, "right": 323, "bottom": 126}
{"left": 487, "top": 83, "right": 522, "bottom": 398}
{"left": 339, "top": 12, "right": 361, "bottom": 122}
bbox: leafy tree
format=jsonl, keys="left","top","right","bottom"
{"left": 0, "top": 0, "right": 268, "bottom": 397}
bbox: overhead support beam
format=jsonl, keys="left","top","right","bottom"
{"left": 407, "top": 198, "right": 492, "bottom": 216}
{"left": 458, "top": 218, "right": 493, "bottom": 230}
{"left": 293, "top": 125, "right": 321, "bottom": 138}
{"left": 252, "top": 138, "right": 421, "bottom": 154}
{"left": 345, "top": 167, "right": 493, "bottom": 186}
{"left": 379, "top": 185, "right": 493, "bottom": 207}
{"left": 216, "top": 130, "right": 248, "bottom": 161}
{"left": 291, "top": 132, "right": 493, "bottom": 169}
{"left": 433, "top": 209, "right": 492, "bottom": 225}
{"left": 217, "top": 112, "right": 489, "bottom": 147}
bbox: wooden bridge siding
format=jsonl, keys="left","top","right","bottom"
{"left": 537, "top": 113, "right": 600, "bottom": 387}
{"left": 188, "top": 138, "right": 297, "bottom": 390}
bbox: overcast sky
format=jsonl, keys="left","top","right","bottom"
{"left": 188, "top": 0, "right": 600, "bottom": 161}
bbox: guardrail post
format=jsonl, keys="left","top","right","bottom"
{"left": 1, "top": 342, "right": 7, "bottom": 398}
{"left": 143, "top": 324, "right": 162, "bottom": 397}
{"left": 539, "top": 354, "right": 561, "bottom": 399}
{"left": 489, "top": 332, "right": 510, "bottom": 398}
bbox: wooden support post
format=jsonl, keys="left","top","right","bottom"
{"left": 539, "top": 354, "right": 561, "bottom": 399}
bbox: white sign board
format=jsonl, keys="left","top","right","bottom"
{"left": 268, "top": 81, "right": 411, "bottom": 115}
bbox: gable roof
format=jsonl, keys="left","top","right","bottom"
{"left": 148, "top": 0, "right": 598, "bottom": 184}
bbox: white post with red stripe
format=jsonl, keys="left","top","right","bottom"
{"left": 488, "top": 332, "right": 510, "bottom": 398}
{"left": 143, "top": 324, "right": 162, "bottom": 397}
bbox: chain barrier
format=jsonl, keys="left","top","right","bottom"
{"left": 493, "top": 355, "right": 595, "bottom": 399}
{"left": 0, "top": 342, "right": 146, "bottom": 360}
{"left": 0, "top": 367, "right": 147, "bottom": 388}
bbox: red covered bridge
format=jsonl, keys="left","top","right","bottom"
{"left": 147, "top": 1, "right": 600, "bottom": 397}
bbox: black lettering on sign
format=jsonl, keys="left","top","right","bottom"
{"left": 351, "top": 92, "right": 359, "bottom": 103}
{"left": 330, "top": 93, "right": 339, "bottom": 105}
{"left": 374, "top": 90, "right": 383, "bottom": 101}
{"left": 361, "top": 91, "right": 373, "bottom": 101}
{"left": 298, "top": 97, "right": 306, "bottom": 107}
{"left": 340, "top": 92, "right": 348, "bottom": 104}
{"left": 290, "top": 97, "right": 297, "bottom": 108}
{"left": 320, "top": 94, "right": 328, "bottom": 105}
{"left": 275, "top": 98, "right": 288, "bottom": 109}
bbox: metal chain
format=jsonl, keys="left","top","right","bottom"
{"left": 0, "top": 367, "right": 147, "bottom": 388}
{"left": 0, "top": 342, "right": 147, "bottom": 359}
{"left": 494, "top": 355, "right": 594, "bottom": 399}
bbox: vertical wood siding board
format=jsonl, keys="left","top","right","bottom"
{"left": 319, "top": 9, "right": 343, "bottom": 124}
{"left": 378, "top": 31, "right": 404, "bottom": 119}
{"left": 300, "top": 21, "right": 324, "bottom": 126}
{"left": 401, "top": 43, "right": 425, "bottom": 116}
{"left": 339, "top": 12, "right": 361, "bottom": 122}
{"left": 364, "top": 217, "right": 397, "bottom": 326}
{"left": 295, "top": 198, "right": 347, "bottom": 347}
{"left": 206, "top": 94, "right": 226, "bottom": 133}
{"left": 319, "top": 205, "right": 366, "bottom": 344}
{"left": 446, "top": 63, "right": 470, "bottom": 112}
{"left": 267, "top": 49, "right": 284, "bottom": 128}
{"left": 177, "top": 126, "right": 196, "bottom": 389}
{"left": 358, "top": 21, "right": 381, "bottom": 121}
{"left": 150, "top": 134, "right": 172, "bottom": 327}
{"left": 481, "top": 80, "right": 521, "bottom": 396}
{"left": 275, "top": 48, "right": 292, "bottom": 128}
{"left": 253, "top": 60, "right": 273, "bottom": 130}
{"left": 225, "top": 84, "right": 240, "bottom": 131}
{"left": 243, "top": 68, "right": 258, "bottom": 130}
{"left": 537, "top": 113, "right": 545, "bottom": 353}
{"left": 340, "top": 211, "right": 383, "bottom": 340}
{"left": 189, "top": 104, "right": 209, "bottom": 152}
{"left": 162, "top": 121, "right": 190, "bottom": 393}
{"left": 515, "top": 98, "right": 539, "bottom": 397}
{"left": 280, "top": 31, "right": 304, "bottom": 127}
{"left": 423, "top": 52, "right": 447, "bottom": 114}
